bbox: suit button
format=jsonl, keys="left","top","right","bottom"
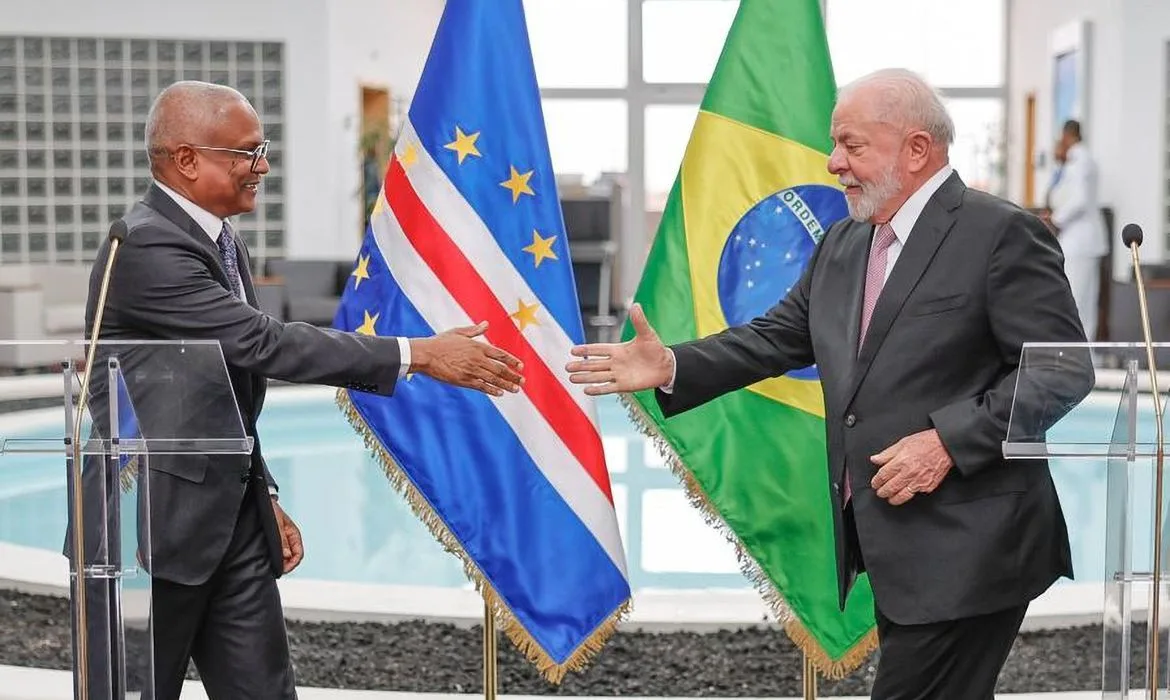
{"left": 240, "top": 470, "right": 250, "bottom": 483}
{"left": 845, "top": 414, "right": 857, "bottom": 427}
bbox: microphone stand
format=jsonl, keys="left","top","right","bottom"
{"left": 1131, "top": 233, "right": 1165, "bottom": 699}
{"left": 70, "top": 226, "right": 124, "bottom": 700}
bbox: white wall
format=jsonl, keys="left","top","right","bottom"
{"left": 320, "top": 0, "right": 445, "bottom": 261}
{"left": 0, "top": 0, "right": 447, "bottom": 263}
{"left": 1007, "top": 0, "right": 1169, "bottom": 278}
{"left": 1116, "top": 0, "right": 1170, "bottom": 273}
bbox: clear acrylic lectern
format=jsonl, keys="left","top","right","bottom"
{"left": 1004, "top": 342, "right": 1170, "bottom": 699}
{"left": 0, "top": 340, "right": 252, "bottom": 700}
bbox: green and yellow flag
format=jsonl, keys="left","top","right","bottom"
{"left": 623, "top": 0, "right": 877, "bottom": 676}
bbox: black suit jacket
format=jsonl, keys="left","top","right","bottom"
{"left": 78, "top": 184, "right": 404, "bottom": 586}
{"left": 657, "top": 173, "right": 1094, "bottom": 624}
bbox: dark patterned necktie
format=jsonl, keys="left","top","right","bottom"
{"left": 217, "top": 222, "right": 243, "bottom": 299}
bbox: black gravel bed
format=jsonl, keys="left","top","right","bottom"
{"left": 0, "top": 588, "right": 1135, "bottom": 695}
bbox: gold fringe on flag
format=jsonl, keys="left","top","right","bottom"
{"left": 617, "top": 393, "right": 877, "bottom": 679}
{"left": 335, "top": 388, "right": 631, "bottom": 684}
{"left": 119, "top": 456, "right": 140, "bottom": 493}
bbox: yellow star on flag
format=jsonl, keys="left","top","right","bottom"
{"left": 500, "top": 166, "right": 534, "bottom": 203}
{"left": 522, "top": 230, "right": 558, "bottom": 268}
{"left": 350, "top": 254, "right": 371, "bottom": 289}
{"left": 356, "top": 310, "right": 380, "bottom": 336}
{"left": 510, "top": 298, "right": 541, "bottom": 331}
{"left": 444, "top": 126, "right": 481, "bottom": 164}
{"left": 399, "top": 142, "right": 419, "bottom": 167}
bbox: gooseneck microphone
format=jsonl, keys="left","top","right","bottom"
{"left": 1125, "top": 223, "right": 1165, "bottom": 698}
{"left": 1123, "top": 222, "right": 1144, "bottom": 248}
{"left": 68, "top": 218, "right": 128, "bottom": 700}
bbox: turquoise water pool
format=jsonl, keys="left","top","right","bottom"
{"left": 0, "top": 389, "right": 1158, "bottom": 590}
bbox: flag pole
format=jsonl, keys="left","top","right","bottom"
{"left": 483, "top": 597, "right": 498, "bottom": 700}
{"left": 802, "top": 653, "right": 817, "bottom": 700}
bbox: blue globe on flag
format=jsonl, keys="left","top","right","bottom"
{"left": 716, "top": 184, "right": 849, "bottom": 381}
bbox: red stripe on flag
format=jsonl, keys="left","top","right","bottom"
{"left": 382, "top": 158, "right": 613, "bottom": 503}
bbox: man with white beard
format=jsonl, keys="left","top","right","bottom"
{"left": 566, "top": 68, "right": 1092, "bottom": 699}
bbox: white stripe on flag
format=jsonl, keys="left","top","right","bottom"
{"left": 370, "top": 195, "right": 629, "bottom": 578}
{"left": 396, "top": 120, "right": 600, "bottom": 432}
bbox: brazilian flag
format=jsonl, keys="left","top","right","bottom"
{"left": 623, "top": 0, "right": 876, "bottom": 675}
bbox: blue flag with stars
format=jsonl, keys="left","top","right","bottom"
{"left": 333, "top": 0, "right": 630, "bottom": 684}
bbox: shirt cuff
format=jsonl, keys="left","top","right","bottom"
{"left": 660, "top": 348, "right": 677, "bottom": 394}
{"left": 268, "top": 485, "right": 278, "bottom": 499}
{"left": 397, "top": 337, "right": 411, "bottom": 379}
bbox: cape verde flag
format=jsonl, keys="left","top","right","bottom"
{"left": 333, "top": 0, "right": 631, "bottom": 682}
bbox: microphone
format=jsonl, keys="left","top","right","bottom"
{"left": 76, "top": 218, "right": 127, "bottom": 413}
{"left": 1124, "top": 222, "right": 1166, "bottom": 695}
{"left": 68, "top": 217, "right": 129, "bottom": 700}
{"left": 107, "top": 218, "right": 128, "bottom": 243}
{"left": 1123, "top": 222, "right": 1143, "bottom": 248}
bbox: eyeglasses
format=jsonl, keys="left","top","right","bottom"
{"left": 188, "top": 140, "right": 270, "bottom": 173}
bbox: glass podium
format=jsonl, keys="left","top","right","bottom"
{"left": 1005, "top": 342, "right": 1170, "bottom": 699}
{"left": 0, "top": 340, "right": 252, "bottom": 699}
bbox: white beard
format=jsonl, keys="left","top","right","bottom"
{"left": 843, "top": 162, "right": 903, "bottom": 222}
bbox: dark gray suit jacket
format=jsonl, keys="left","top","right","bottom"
{"left": 657, "top": 172, "right": 1093, "bottom": 624}
{"left": 81, "top": 184, "right": 404, "bottom": 586}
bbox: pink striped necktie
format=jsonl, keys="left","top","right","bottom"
{"left": 844, "top": 223, "right": 897, "bottom": 505}
{"left": 858, "top": 223, "right": 897, "bottom": 352}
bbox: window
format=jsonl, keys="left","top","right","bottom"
{"left": 825, "top": 0, "right": 1005, "bottom": 87}
{"left": 0, "top": 34, "right": 287, "bottom": 265}
{"left": 644, "top": 104, "right": 698, "bottom": 210}
{"left": 944, "top": 98, "right": 1005, "bottom": 196}
{"left": 524, "top": 0, "right": 627, "bottom": 88}
{"left": 642, "top": 0, "right": 738, "bottom": 84}
{"left": 541, "top": 99, "right": 627, "bottom": 186}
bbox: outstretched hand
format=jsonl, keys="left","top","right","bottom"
{"left": 410, "top": 321, "right": 525, "bottom": 396}
{"left": 565, "top": 304, "right": 674, "bottom": 396}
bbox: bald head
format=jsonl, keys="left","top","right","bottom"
{"left": 144, "top": 80, "right": 269, "bottom": 219}
{"left": 145, "top": 80, "right": 254, "bottom": 172}
{"left": 837, "top": 68, "right": 954, "bottom": 152}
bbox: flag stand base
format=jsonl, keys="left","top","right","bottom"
{"left": 483, "top": 597, "right": 498, "bottom": 700}
{"left": 802, "top": 653, "right": 817, "bottom": 700}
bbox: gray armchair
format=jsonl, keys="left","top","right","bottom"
{"left": 264, "top": 259, "right": 347, "bottom": 326}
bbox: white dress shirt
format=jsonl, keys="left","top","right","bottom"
{"left": 152, "top": 180, "right": 411, "bottom": 375}
{"left": 660, "top": 165, "right": 954, "bottom": 393}
{"left": 873, "top": 164, "right": 953, "bottom": 282}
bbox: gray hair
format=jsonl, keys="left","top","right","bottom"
{"left": 145, "top": 80, "right": 252, "bottom": 168}
{"left": 838, "top": 68, "right": 955, "bottom": 147}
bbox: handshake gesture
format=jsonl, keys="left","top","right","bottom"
{"left": 408, "top": 304, "right": 673, "bottom": 398}
{"left": 409, "top": 321, "right": 525, "bottom": 396}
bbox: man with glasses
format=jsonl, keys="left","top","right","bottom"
{"left": 83, "top": 80, "right": 525, "bottom": 699}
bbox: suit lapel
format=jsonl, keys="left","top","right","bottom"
{"left": 142, "top": 184, "right": 260, "bottom": 414}
{"left": 235, "top": 236, "right": 258, "bottom": 308}
{"left": 142, "top": 184, "right": 236, "bottom": 294}
{"left": 844, "top": 173, "right": 964, "bottom": 406}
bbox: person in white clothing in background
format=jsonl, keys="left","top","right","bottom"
{"left": 1043, "top": 119, "right": 1108, "bottom": 340}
